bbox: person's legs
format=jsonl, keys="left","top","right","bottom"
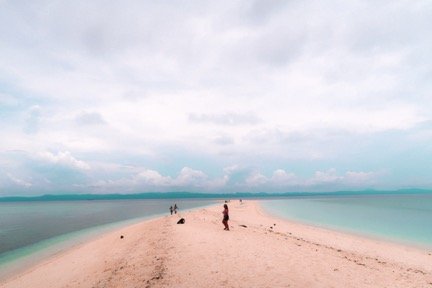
{"left": 223, "top": 220, "right": 229, "bottom": 230}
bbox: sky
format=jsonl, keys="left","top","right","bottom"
{"left": 1, "top": 0, "right": 432, "bottom": 196}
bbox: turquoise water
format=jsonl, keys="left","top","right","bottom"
{"left": 0, "top": 199, "right": 215, "bottom": 278}
{"left": 260, "top": 193, "right": 432, "bottom": 248}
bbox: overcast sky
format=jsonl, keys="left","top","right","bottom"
{"left": 1, "top": 0, "right": 432, "bottom": 196}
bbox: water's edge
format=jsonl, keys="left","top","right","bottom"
{"left": 259, "top": 198, "right": 432, "bottom": 251}
{"left": 0, "top": 200, "right": 217, "bottom": 281}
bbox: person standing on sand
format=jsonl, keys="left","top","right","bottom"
{"left": 174, "top": 203, "right": 178, "bottom": 214}
{"left": 169, "top": 206, "right": 173, "bottom": 215}
{"left": 222, "top": 204, "right": 229, "bottom": 231}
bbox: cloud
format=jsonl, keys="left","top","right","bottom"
{"left": 310, "top": 168, "right": 342, "bottom": 185}
{"left": 6, "top": 173, "right": 32, "bottom": 188}
{"left": 243, "top": 0, "right": 288, "bottom": 25}
{"left": 1, "top": 1, "right": 431, "bottom": 195}
{"left": 61, "top": 161, "right": 385, "bottom": 194}
{"left": 89, "top": 166, "right": 211, "bottom": 192}
{"left": 0, "top": 92, "right": 19, "bottom": 106}
{"left": 135, "top": 169, "right": 172, "bottom": 186}
{"left": 245, "top": 171, "right": 267, "bottom": 186}
{"left": 189, "top": 112, "right": 261, "bottom": 126}
{"left": 175, "top": 167, "right": 208, "bottom": 186}
{"left": 75, "top": 111, "right": 107, "bottom": 126}
{"left": 307, "top": 169, "right": 379, "bottom": 188}
{"left": 37, "top": 151, "right": 91, "bottom": 171}
{"left": 222, "top": 165, "right": 253, "bottom": 187}
{"left": 222, "top": 167, "right": 379, "bottom": 191}
{"left": 271, "top": 169, "right": 298, "bottom": 186}
{"left": 344, "top": 171, "right": 379, "bottom": 185}
{"left": 213, "top": 135, "right": 234, "bottom": 145}
{"left": 23, "top": 105, "right": 41, "bottom": 134}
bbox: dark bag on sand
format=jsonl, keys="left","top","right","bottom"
{"left": 177, "top": 218, "right": 185, "bottom": 224}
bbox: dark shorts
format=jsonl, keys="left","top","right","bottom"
{"left": 223, "top": 215, "right": 229, "bottom": 221}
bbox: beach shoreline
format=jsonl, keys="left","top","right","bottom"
{"left": 259, "top": 199, "right": 432, "bottom": 253}
{"left": 0, "top": 199, "right": 217, "bottom": 281}
{"left": 1, "top": 200, "right": 431, "bottom": 287}
{"left": 0, "top": 213, "right": 165, "bottom": 281}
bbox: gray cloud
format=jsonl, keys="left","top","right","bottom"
{"left": 256, "top": 28, "right": 307, "bottom": 66}
{"left": 244, "top": 0, "right": 289, "bottom": 25}
{"left": 346, "top": 2, "right": 431, "bottom": 54}
{"left": 213, "top": 135, "right": 234, "bottom": 146}
{"left": 75, "top": 112, "right": 107, "bottom": 126}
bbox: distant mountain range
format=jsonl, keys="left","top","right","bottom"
{"left": 1, "top": 189, "right": 431, "bottom": 202}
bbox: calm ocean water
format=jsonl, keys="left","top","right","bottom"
{"left": 260, "top": 193, "right": 432, "bottom": 248}
{"left": 0, "top": 199, "right": 215, "bottom": 277}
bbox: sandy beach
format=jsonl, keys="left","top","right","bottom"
{"left": 1, "top": 200, "right": 431, "bottom": 288}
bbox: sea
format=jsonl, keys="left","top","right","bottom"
{"left": 0, "top": 198, "right": 215, "bottom": 279}
{"left": 260, "top": 193, "right": 432, "bottom": 248}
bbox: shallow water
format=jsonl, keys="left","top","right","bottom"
{"left": 0, "top": 198, "right": 215, "bottom": 277}
{"left": 260, "top": 193, "right": 432, "bottom": 248}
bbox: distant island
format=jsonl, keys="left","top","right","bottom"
{"left": 1, "top": 189, "right": 431, "bottom": 202}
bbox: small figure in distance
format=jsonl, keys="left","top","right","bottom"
{"left": 174, "top": 203, "right": 178, "bottom": 214}
{"left": 222, "top": 204, "right": 229, "bottom": 231}
{"left": 169, "top": 205, "right": 173, "bottom": 215}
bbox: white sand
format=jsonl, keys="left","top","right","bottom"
{"left": 1, "top": 201, "right": 431, "bottom": 288}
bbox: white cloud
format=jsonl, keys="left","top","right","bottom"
{"left": 245, "top": 171, "right": 268, "bottom": 186}
{"left": 135, "top": 169, "right": 172, "bottom": 186}
{"left": 89, "top": 166, "right": 210, "bottom": 192}
{"left": 344, "top": 171, "right": 379, "bottom": 185}
{"left": 175, "top": 167, "right": 208, "bottom": 186}
{"left": 37, "top": 151, "right": 91, "bottom": 171}
{"left": 271, "top": 169, "right": 298, "bottom": 186}
{"left": 77, "top": 164, "right": 384, "bottom": 193}
{"left": 307, "top": 169, "right": 379, "bottom": 188}
{"left": 232, "top": 168, "right": 380, "bottom": 190}
{"left": 310, "top": 169, "right": 342, "bottom": 185}
{"left": 7, "top": 173, "right": 32, "bottom": 188}
{"left": 223, "top": 165, "right": 242, "bottom": 175}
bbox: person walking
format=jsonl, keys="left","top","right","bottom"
{"left": 222, "top": 204, "right": 229, "bottom": 231}
{"left": 169, "top": 206, "right": 173, "bottom": 215}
